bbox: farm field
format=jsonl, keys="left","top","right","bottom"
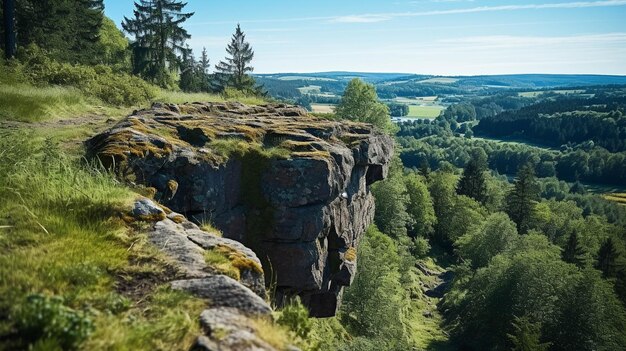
{"left": 407, "top": 105, "right": 445, "bottom": 118}
{"left": 417, "top": 77, "right": 459, "bottom": 84}
{"left": 518, "top": 89, "right": 587, "bottom": 98}
{"left": 310, "top": 103, "right": 336, "bottom": 113}
{"left": 603, "top": 193, "right": 626, "bottom": 206}
{"left": 277, "top": 76, "right": 337, "bottom": 81}
{"left": 297, "top": 85, "right": 322, "bottom": 94}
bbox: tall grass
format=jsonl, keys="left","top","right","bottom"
{"left": 0, "top": 84, "right": 96, "bottom": 122}
{"left": 154, "top": 89, "right": 266, "bottom": 106}
{"left": 0, "top": 132, "right": 205, "bottom": 350}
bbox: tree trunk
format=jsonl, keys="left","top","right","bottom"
{"left": 3, "top": 0, "right": 16, "bottom": 59}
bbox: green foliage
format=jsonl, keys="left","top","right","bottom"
{"left": 0, "top": 132, "right": 205, "bottom": 350}
{"left": 455, "top": 212, "right": 519, "bottom": 269}
{"left": 506, "top": 163, "right": 540, "bottom": 234}
{"left": 428, "top": 170, "right": 459, "bottom": 248}
{"left": 97, "top": 17, "right": 131, "bottom": 71}
{"left": 371, "top": 171, "right": 410, "bottom": 240}
{"left": 214, "top": 24, "right": 260, "bottom": 94}
{"left": 507, "top": 316, "right": 551, "bottom": 351}
{"left": 340, "top": 226, "right": 412, "bottom": 351}
{"left": 12, "top": 45, "right": 156, "bottom": 106}
{"left": 12, "top": 294, "right": 94, "bottom": 350}
{"left": 457, "top": 148, "right": 489, "bottom": 204}
{"left": 122, "top": 0, "right": 193, "bottom": 88}
{"left": 404, "top": 172, "right": 437, "bottom": 238}
{"left": 562, "top": 231, "right": 587, "bottom": 268}
{"left": 335, "top": 78, "right": 396, "bottom": 133}
{"left": 11, "top": 0, "right": 105, "bottom": 64}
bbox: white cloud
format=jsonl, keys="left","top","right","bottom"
{"left": 328, "top": 0, "right": 626, "bottom": 23}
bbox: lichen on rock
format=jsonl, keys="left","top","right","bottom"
{"left": 87, "top": 102, "right": 394, "bottom": 317}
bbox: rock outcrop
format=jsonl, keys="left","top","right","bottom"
{"left": 87, "top": 102, "right": 393, "bottom": 317}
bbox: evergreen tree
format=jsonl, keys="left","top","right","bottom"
{"left": 507, "top": 316, "right": 551, "bottom": 351}
{"left": 8, "top": 0, "right": 104, "bottom": 63}
{"left": 457, "top": 148, "right": 488, "bottom": 204}
{"left": 506, "top": 163, "right": 539, "bottom": 234}
{"left": 597, "top": 238, "right": 619, "bottom": 278}
{"left": 214, "top": 24, "right": 257, "bottom": 93}
{"left": 179, "top": 46, "right": 200, "bottom": 92}
{"left": 2, "top": 0, "right": 16, "bottom": 58}
{"left": 198, "top": 47, "right": 211, "bottom": 92}
{"left": 122, "top": 0, "right": 193, "bottom": 87}
{"left": 562, "top": 231, "right": 586, "bottom": 268}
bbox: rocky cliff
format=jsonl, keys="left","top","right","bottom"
{"left": 86, "top": 102, "right": 394, "bottom": 317}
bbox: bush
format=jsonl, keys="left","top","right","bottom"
{"left": 17, "top": 45, "right": 156, "bottom": 106}
{"left": 13, "top": 295, "right": 94, "bottom": 350}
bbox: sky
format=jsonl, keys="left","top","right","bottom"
{"left": 103, "top": 0, "right": 626, "bottom": 75}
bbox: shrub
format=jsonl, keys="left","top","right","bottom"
{"left": 17, "top": 45, "right": 156, "bottom": 106}
{"left": 12, "top": 295, "right": 94, "bottom": 350}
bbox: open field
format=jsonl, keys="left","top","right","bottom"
{"left": 298, "top": 85, "right": 322, "bottom": 94}
{"left": 407, "top": 105, "right": 445, "bottom": 118}
{"left": 417, "top": 77, "right": 459, "bottom": 84}
{"left": 277, "top": 76, "right": 337, "bottom": 81}
{"left": 518, "top": 89, "right": 587, "bottom": 98}
{"left": 602, "top": 193, "right": 626, "bottom": 205}
{"left": 310, "top": 103, "right": 336, "bottom": 113}
{"left": 393, "top": 96, "right": 439, "bottom": 104}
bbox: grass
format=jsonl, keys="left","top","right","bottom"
{"left": 407, "top": 105, "right": 445, "bottom": 119}
{"left": 0, "top": 131, "right": 206, "bottom": 350}
{"left": 417, "top": 77, "right": 459, "bottom": 84}
{"left": 153, "top": 89, "right": 265, "bottom": 106}
{"left": 310, "top": 103, "right": 336, "bottom": 114}
{"left": 603, "top": 193, "right": 626, "bottom": 206}
{"left": 0, "top": 84, "right": 98, "bottom": 122}
{"left": 297, "top": 85, "right": 322, "bottom": 94}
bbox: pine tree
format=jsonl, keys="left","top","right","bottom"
{"left": 179, "top": 46, "right": 200, "bottom": 92}
{"left": 457, "top": 149, "right": 488, "bottom": 204}
{"left": 562, "top": 231, "right": 586, "bottom": 268}
{"left": 198, "top": 47, "right": 211, "bottom": 92}
{"left": 507, "top": 316, "right": 551, "bottom": 351}
{"left": 8, "top": 0, "right": 104, "bottom": 63}
{"left": 2, "top": 0, "right": 16, "bottom": 59}
{"left": 214, "top": 24, "right": 258, "bottom": 93}
{"left": 122, "top": 0, "right": 193, "bottom": 87}
{"left": 597, "top": 238, "right": 619, "bottom": 278}
{"left": 505, "top": 163, "right": 539, "bottom": 234}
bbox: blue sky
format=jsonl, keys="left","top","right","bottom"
{"left": 103, "top": 0, "right": 626, "bottom": 75}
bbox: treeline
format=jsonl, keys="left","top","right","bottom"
{"left": 399, "top": 133, "right": 626, "bottom": 185}
{"left": 1, "top": 0, "right": 264, "bottom": 102}
{"left": 474, "top": 93, "right": 626, "bottom": 152}
{"left": 376, "top": 81, "right": 464, "bottom": 99}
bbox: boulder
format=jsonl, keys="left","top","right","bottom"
{"left": 87, "top": 102, "right": 393, "bottom": 316}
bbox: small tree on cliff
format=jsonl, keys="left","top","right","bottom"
{"left": 335, "top": 78, "right": 395, "bottom": 133}
{"left": 214, "top": 24, "right": 259, "bottom": 94}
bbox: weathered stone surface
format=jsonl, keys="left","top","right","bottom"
{"left": 171, "top": 276, "right": 271, "bottom": 316}
{"left": 149, "top": 217, "right": 266, "bottom": 297}
{"left": 198, "top": 308, "right": 281, "bottom": 351}
{"left": 87, "top": 102, "right": 393, "bottom": 316}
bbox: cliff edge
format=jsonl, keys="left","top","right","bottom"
{"left": 86, "top": 102, "right": 394, "bottom": 317}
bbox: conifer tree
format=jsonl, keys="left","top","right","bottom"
{"left": 507, "top": 316, "right": 551, "bottom": 351}
{"left": 122, "top": 0, "right": 193, "bottom": 87}
{"left": 562, "top": 231, "right": 586, "bottom": 268}
{"left": 199, "top": 47, "right": 211, "bottom": 92}
{"left": 505, "top": 163, "right": 539, "bottom": 234}
{"left": 214, "top": 24, "right": 258, "bottom": 93}
{"left": 179, "top": 46, "right": 200, "bottom": 92}
{"left": 457, "top": 149, "right": 488, "bottom": 204}
{"left": 2, "top": 0, "right": 16, "bottom": 59}
{"left": 597, "top": 238, "right": 619, "bottom": 278}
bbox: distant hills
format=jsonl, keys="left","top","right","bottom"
{"left": 255, "top": 72, "right": 626, "bottom": 88}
